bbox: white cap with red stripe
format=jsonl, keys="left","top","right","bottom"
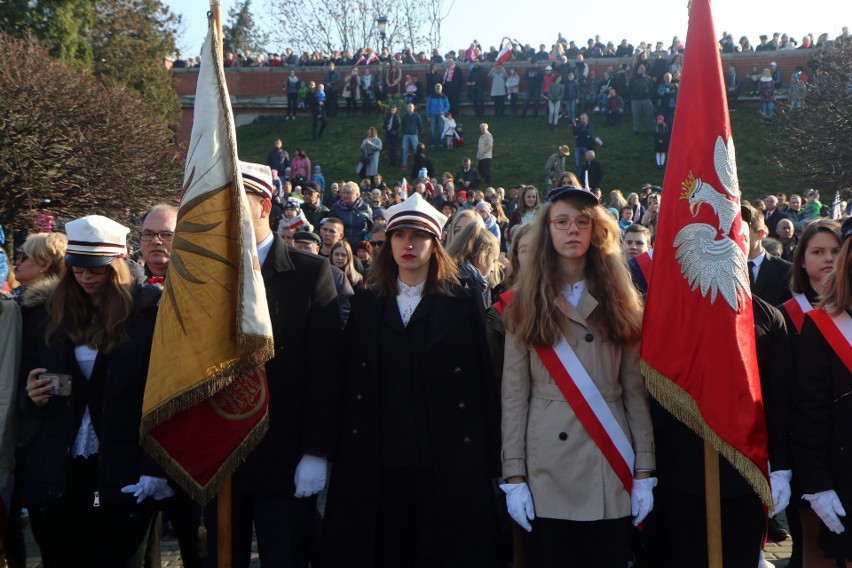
{"left": 64, "top": 215, "right": 129, "bottom": 267}
{"left": 385, "top": 193, "right": 447, "bottom": 239}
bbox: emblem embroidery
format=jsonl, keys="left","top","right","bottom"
{"left": 674, "top": 136, "right": 751, "bottom": 312}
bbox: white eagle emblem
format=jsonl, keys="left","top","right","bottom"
{"left": 674, "top": 136, "right": 751, "bottom": 312}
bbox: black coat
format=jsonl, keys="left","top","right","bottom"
{"left": 454, "top": 167, "right": 481, "bottom": 190}
{"left": 752, "top": 253, "right": 793, "bottom": 307}
{"left": 232, "top": 236, "right": 342, "bottom": 496}
{"left": 17, "top": 284, "right": 161, "bottom": 507}
{"left": 765, "top": 209, "right": 789, "bottom": 238}
{"left": 793, "top": 312, "right": 852, "bottom": 553}
{"left": 322, "top": 288, "right": 501, "bottom": 567}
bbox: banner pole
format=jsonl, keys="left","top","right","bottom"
{"left": 705, "top": 441, "right": 723, "bottom": 568}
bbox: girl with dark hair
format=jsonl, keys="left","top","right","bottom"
{"left": 793, "top": 217, "right": 852, "bottom": 567}
{"left": 19, "top": 215, "right": 166, "bottom": 567}
{"left": 322, "top": 193, "right": 501, "bottom": 567}
{"left": 779, "top": 219, "right": 842, "bottom": 567}
{"left": 500, "top": 185, "right": 655, "bottom": 567}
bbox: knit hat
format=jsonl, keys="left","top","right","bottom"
{"left": 474, "top": 201, "right": 492, "bottom": 214}
{"left": 418, "top": 168, "right": 429, "bottom": 179}
{"left": 64, "top": 215, "right": 129, "bottom": 267}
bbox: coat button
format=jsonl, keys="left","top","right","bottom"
{"left": 458, "top": 402, "right": 466, "bottom": 409}
{"left": 454, "top": 367, "right": 462, "bottom": 374}
{"left": 462, "top": 436, "right": 471, "bottom": 444}
{"left": 356, "top": 394, "right": 363, "bottom": 401}
{"left": 351, "top": 428, "right": 359, "bottom": 436}
{"left": 584, "top": 333, "right": 594, "bottom": 342}
{"left": 558, "top": 432, "right": 568, "bottom": 441}
{"left": 360, "top": 361, "right": 367, "bottom": 369}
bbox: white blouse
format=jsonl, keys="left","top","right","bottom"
{"left": 396, "top": 279, "right": 425, "bottom": 327}
{"left": 72, "top": 345, "right": 100, "bottom": 458}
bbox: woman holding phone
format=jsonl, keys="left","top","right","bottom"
{"left": 18, "top": 215, "right": 168, "bottom": 567}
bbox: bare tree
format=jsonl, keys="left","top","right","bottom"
{"left": 0, "top": 32, "right": 183, "bottom": 232}
{"left": 267, "top": 0, "right": 436, "bottom": 57}
{"left": 768, "top": 38, "right": 852, "bottom": 194}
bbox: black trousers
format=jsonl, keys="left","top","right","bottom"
{"left": 522, "top": 516, "right": 632, "bottom": 568}
{"left": 375, "top": 468, "right": 442, "bottom": 568}
{"left": 202, "top": 488, "right": 317, "bottom": 568}
{"left": 28, "top": 457, "right": 153, "bottom": 568}
{"left": 653, "top": 486, "right": 765, "bottom": 568}
{"left": 478, "top": 158, "right": 492, "bottom": 185}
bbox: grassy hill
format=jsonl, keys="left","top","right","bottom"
{"left": 236, "top": 105, "right": 773, "bottom": 200}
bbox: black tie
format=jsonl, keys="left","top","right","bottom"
{"left": 747, "top": 260, "right": 756, "bottom": 290}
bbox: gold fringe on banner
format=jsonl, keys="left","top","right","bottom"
{"left": 641, "top": 359, "right": 774, "bottom": 509}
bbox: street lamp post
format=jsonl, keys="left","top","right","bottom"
{"left": 376, "top": 15, "right": 388, "bottom": 54}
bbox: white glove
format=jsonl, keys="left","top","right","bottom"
{"left": 804, "top": 490, "right": 847, "bottom": 534}
{"left": 769, "top": 469, "right": 793, "bottom": 517}
{"left": 121, "top": 475, "right": 174, "bottom": 504}
{"left": 631, "top": 477, "right": 657, "bottom": 526}
{"left": 293, "top": 454, "right": 328, "bottom": 498}
{"left": 500, "top": 482, "right": 535, "bottom": 532}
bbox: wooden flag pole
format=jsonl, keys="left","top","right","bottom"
{"left": 704, "top": 441, "right": 723, "bottom": 568}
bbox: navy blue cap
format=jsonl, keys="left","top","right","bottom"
{"left": 546, "top": 185, "right": 599, "bottom": 207}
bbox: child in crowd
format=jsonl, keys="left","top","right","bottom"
{"left": 653, "top": 115, "right": 671, "bottom": 169}
{"left": 297, "top": 81, "right": 308, "bottom": 110}
{"left": 312, "top": 165, "right": 326, "bottom": 191}
{"left": 442, "top": 112, "right": 459, "bottom": 150}
{"left": 403, "top": 75, "right": 417, "bottom": 104}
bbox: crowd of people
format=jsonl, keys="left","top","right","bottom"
{"left": 1, "top": 143, "right": 851, "bottom": 567}
{"left": 170, "top": 28, "right": 848, "bottom": 70}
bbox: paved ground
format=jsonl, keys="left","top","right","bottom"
{"left": 22, "top": 520, "right": 794, "bottom": 568}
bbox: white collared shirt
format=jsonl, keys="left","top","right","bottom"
{"left": 561, "top": 280, "right": 586, "bottom": 310}
{"left": 256, "top": 232, "right": 274, "bottom": 266}
{"left": 396, "top": 279, "right": 425, "bottom": 327}
{"left": 750, "top": 250, "right": 766, "bottom": 281}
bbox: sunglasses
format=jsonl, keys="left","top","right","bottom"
{"left": 72, "top": 265, "right": 110, "bottom": 275}
{"left": 372, "top": 240, "right": 385, "bottom": 247}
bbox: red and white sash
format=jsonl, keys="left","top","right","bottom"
{"left": 533, "top": 340, "right": 636, "bottom": 493}
{"left": 809, "top": 308, "right": 852, "bottom": 375}
{"left": 782, "top": 293, "right": 813, "bottom": 334}
{"left": 635, "top": 249, "right": 654, "bottom": 286}
{"left": 493, "top": 290, "right": 635, "bottom": 493}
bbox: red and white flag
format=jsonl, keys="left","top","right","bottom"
{"left": 496, "top": 41, "right": 512, "bottom": 64}
{"left": 640, "top": 0, "right": 771, "bottom": 506}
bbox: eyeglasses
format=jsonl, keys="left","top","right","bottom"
{"left": 140, "top": 231, "right": 175, "bottom": 242}
{"left": 549, "top": 215, "right": 593, "bottom": 231}
{"left": 72, "top": 265, "right": 109, "bottom": 275}
{"left": 14, "top": 254, "right": 28, "bottom": 265}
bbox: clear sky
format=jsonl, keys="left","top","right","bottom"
{"left": 165, "top": 0, "right": 846, "bottom": 57}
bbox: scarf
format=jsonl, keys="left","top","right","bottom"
{"left": 444, "top": 65, "right": 455, "bottom": 83}
{"left": 338, "top": 196, "right": 365, "bottom": 212}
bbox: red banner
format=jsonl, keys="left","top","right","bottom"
{"left": 640, "top": 0, "right": 770, "bottom": 505}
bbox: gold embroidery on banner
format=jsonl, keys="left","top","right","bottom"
{"left": 210, "top": 366, "right": 267, "bottom": 421}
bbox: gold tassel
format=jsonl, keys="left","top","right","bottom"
{"left": 197, "top": 511, "right": 208, "bottom": 559}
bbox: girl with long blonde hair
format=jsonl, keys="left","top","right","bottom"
{"left": 500, "top": 185, "right": 655, "bottom": 567}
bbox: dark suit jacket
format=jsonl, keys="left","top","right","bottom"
{"left": 454, "top": 167, "right": 481, "bottom": 190}
{"left": 765, "top": 209, "right": 789, "bottom": 238}
{"left": 752, "top": 253, "right": 792, "bottom": 307}
{"left": 233, "top": 235, "right": 342, "bottom": 496}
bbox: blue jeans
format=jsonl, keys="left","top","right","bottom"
{"left": 429, "top": 117, "right": 443, "bottom": 148}
{"left": 563, "top": 99, "right": 577, "bottom": 123}
{"left": 575, "top": 146, "right": 590, "bottom": 173}
{"left": 402, "top": 134, "right": 418, "bottom": 165}
{"left": 761, "top": 101, "right": 774, "bottom": 120}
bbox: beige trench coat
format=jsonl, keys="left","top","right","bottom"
{"left": 501, "top": 289, "right": 655, "bottom": 521}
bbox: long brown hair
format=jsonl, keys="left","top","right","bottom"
{"left": 790, "top": 219, "right": 840, "bottom": 294}
{"left": 368, "top": 232, "right": 459, "bottom": 297}
{"left": 46, "top": 260, "right": 134, "bottom": 353}
{"left": 505, "top": 194, "right": 643, "bottom": 346}
{"left": 819, "top": 236, "right": 852, "bottom": 317}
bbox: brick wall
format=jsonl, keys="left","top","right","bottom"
{"left": 174, "top": 51, "right": 815, "bottom": 145}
